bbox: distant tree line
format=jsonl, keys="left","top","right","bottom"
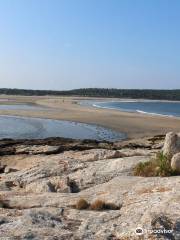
{"left": 0, "top": 88, "right": 180, "bottom": 100}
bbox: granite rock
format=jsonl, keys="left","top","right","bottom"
{"left": 0, "top": 135, "right": 179, "bottom": 240}
{"left": 171, "top": 153, "right": 180, "bottom": 172}
{"left": 163, "top": 132, "right": 180, "bottom": 157}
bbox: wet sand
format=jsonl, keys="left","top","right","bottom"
{"left": 0, "top": 95, "right": 180, "bottom": 139}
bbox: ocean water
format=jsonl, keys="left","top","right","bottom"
{"left": 89, "top": 100, "right": 180, "bottom": 117}
{"left": 0, "top": 115, "right": 125, "bottom": 141}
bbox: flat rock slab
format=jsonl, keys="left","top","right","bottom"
{"left": 15, "top": 145, "right": 60, "bottom": 155}
{"left": 0, "top": 135, "right": 179, "bottom": 240}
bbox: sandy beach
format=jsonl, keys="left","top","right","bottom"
{"left": 0, "top": 95, "right": 180, "bottom": 139}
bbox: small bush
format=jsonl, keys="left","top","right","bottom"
{"left": 104, "top": 202, "right": 121, "bottom": 210}
{"left": 133, "top": 161, "right": 155, "bottom": 177}
{"left": 75, "top": 198, "right": 89, "bottom": 210}
{"left": 90, "top": 200, "right": 105, "bottom": 211}
{"left": 90, "top": 200, "right": 120, "bottom": 211}
{"left": 75, "top": 199, "right": 120, "bottom": 211}
{"left": 155, "top": 152, "right": 173, "bottom": 177}
{"left": 134, "top": 152, "right": 177, "bottom": 177}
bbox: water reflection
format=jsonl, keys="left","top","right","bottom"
{"left": 0, "top": 115, "right": 125, "bottom": 142}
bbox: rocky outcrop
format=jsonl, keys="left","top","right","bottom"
{"left": 62, "top": 149, "right": 125, "bottom": 162}
{"left": 162, "top": 132, "right": 180, "bottom": 173}
{"left": 0, "top": 137, "right": 115, "bottom": 156}
{"left": 4, "top": 166, "right": 17, "bottom": 174}
{"left": 25, "top": 180, "right": 56, "bottom": 193}
{"left": 163, "top": 132, "right": 180, "bottom": 157}
{"left": 0, "top": 135, "right": 179, "bottom": 240}
{"left": 171, "top": 153, "right": 180, "bottom": 172}
{"left": 15, "top": 145, "right": 61, "bottom": 155}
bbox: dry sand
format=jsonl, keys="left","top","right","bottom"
{"left": 0, "top": 95, "right": 180, "bottom": 139}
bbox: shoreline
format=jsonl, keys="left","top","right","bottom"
{"left": 0, "top": 95, "right": 180, "bottom": 139}
{"left": 81, "top": 99, "right": 180, "bottom": 118}
{"left": 89, "top": 102, "right": 175, "bottom": 118}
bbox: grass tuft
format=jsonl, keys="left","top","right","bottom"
{"left": 89, "top": 199, "right": 105, "bottom": 211}
{"left": 75, "top": 199, "right": 120, "bottom": 211}
{"left": 75, "top": 198, "right": 89, "bottom": 210}
{"left": 90, "top": 199, "right": 120, "bottom": 211}
{"left": 134, "top": 152, "right": 178, "bottom": 177}
{"left": 104, "top": 202, "right": 121, "bottom": 210}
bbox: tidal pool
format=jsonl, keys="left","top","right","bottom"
{"left": 0, "top": 115, "right": 125, "bottom": 142}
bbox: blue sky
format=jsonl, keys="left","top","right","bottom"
{"left": 0, "top": 0, "right": 179, "bottom": 90}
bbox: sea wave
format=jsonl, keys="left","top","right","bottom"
{"left": 92, "top": 104, "right": 174, "bottom": 117}
{"left": 136, "top": 110, "right": 173, "bottom": 117}
{"left": 92, "top": 104, "right": 120, "bottom": 111}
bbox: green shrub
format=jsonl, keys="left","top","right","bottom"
{"left": 134, "top": 152, "right": 177, "bottom": 177}
{"left": 155, "top": 152, "right": 172, "bottom": 177}
{"left": 133, "top": 161, "right": 156, "bottom": 177}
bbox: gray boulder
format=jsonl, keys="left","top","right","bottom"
{"left": 163, "top": 132, "right": 180, "bottom": 157}
{"left": 171, "top": 153, "right": 180, "bottom": 172}
{"left": 4, "top": 167, "right": 17, "bottom": 174}
{"left": 25, "top": 181, "right": 56, "bottom": 193}
{"left": 24, "top": 210, "right": 63, "bottom": 228}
